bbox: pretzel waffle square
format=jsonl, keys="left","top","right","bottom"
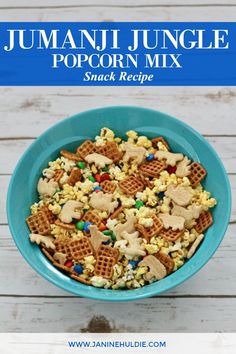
{"left": 97, "top": 141, "right": 122, "bottom": 162}
{"left": 68, "top": 168, "right": 81, "bottom": 186}
{"left": 97, "top": 244, "right": 119, "bottom": 261}
{"left": 159, "top": 228, "right": 184, "bottom": 242}
{"left": 195, "top": 211, "right": 213, "bottom": 234}
{"left": 55, "top": 219, "right": 76, "bottom": 230}
{"left": 77, "top": 140, "right": 96, "bottom": 159}
{"left": 39, "top": 205, "right": 56, "bottom": 224}
{"left": 83, "top": 210, "right": 102, "bottom": 227}
{"left": 119, "top": 176, "right": 144, "bottom": 196}
{"left": 60, "top": 149, "right": 81, "bottom": 162}
{"left": 26, "top": 211, "right": 51, "bottom": 235}
{"left": 53, "top": 169, "right": 64, "bottom": 183}
{"left": 94, "top": 255, "right": 116, "bottom": 279}
{"left": 139, "top": 160, "right": 166, "bottom": 178}
{"left": 68, "top": 237, "right": 93, "bottom": 261}
{"left": 136, "top": 215, "right": 163, "bottom": 241}
{"left": 54, "top": 237, "right": 72, "bottom": 259}
{"left": 151, "top": 136, "right": 170, "bottom": 150}
{"left": 71, "top": 274, "right": 91, "bottom": 285}
{"left": 155, "top": 251, "right": 174, "bottom": 275}
{"left": 100, "top": 180, "right": 116, "bottom": 194}
{"left": 188, "top": 162, "right": 207, "bottom": 187}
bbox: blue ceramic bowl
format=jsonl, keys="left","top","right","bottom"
{"left": 7, "top": 106, "right": 231, "bottom": 301}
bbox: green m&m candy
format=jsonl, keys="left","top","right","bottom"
{"left": 88, "top": 175, "right": 96, "bottom": 182}
{"left": 77, "top": 161, "right": 86, "bottom": 169}
{"left": 103, "top": 230, "right": 116, "bottom": 241}
{"left": 110, "top": 232, "right": 116, "bottom": 241}
{"left": 103, "top": 230, "right": 113, "bottom": 236}
{"left": 76, "top": 220, "right": 85, "bottom": 230}
{"left": 135, "top": 200, "right": 144, "bottom": 209}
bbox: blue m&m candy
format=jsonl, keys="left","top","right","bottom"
{"left": 103, "top": 239, "right": 111, "bottom": 245}
{"left": 83, "top": 221, "right": 92, "bottom": 232}
{"left": 74, "top": 264, "right": 83, "bottom": 274}
{"left": 93, "top": 186, "right": 102, "bottom": 191}
{"left": 146, "top": 154, "right": 154, "bottom": 161}
{"left": 158, "top": 192, "right": 165, "bottom": 199}
{"left": 128, "top": 260, "right": 139, "bottom": 269}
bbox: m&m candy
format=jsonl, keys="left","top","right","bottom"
{"left": 74, "top": 264, "right": 83, "bottom": 274}
{"left": 167, "top": 165, "right": 177, "bottom": 174}
{"left": 76, "top": 220, "right": 85, "bottom": 230}
{"left": 100, "top": 173, "right": 110, "bottom": 182}
{"left": 146, "top": 154, "right": 154, "bottom": 161}
{"left": 83, "top": 221, "right": 92, "bottom": 232}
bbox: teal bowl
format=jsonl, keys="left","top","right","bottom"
{"left": 7, "top": 106, "right": 231, "bottom": 301}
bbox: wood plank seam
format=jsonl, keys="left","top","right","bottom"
{"left": 1, "top": 4, "right": 236, "bottom": 10}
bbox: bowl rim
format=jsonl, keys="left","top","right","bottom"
{"left": 6, "top": 105, "right": 232, "bottom": 301}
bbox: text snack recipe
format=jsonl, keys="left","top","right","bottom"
{"left": 26, "top": 128, "right": 216, "bottom": 289}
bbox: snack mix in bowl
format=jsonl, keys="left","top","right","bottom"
{"left": 26, "top": 128, "right": 217, "bottom": 290}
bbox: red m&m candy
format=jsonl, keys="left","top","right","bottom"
{"left": 94, "top": 174, "right": 101, "bottom": 182}
{"left": 167, "top": 165, "right": 177, "bottom": 174}
{"left": 64, "top": 261, "right": 73, "bottom": 268}
{"left": 100, "top": 173, "right": 110, "bottom": 182}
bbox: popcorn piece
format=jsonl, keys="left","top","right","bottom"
{"left": 100, "top": 127, "right": 115, "bottom": 140}
{"left": 187, "top": 234, "right": 204, "bottom": 259}
{"left": 155, "top": 151, "right": 183, "bottom": 166}
{"left": 158, "top": 213, "right": 185, "bottom": 231}
{"left": 145, "top": 244, "right": 158, "bottom": 254}
{"left": 61, "top": 157, "right": 76, "bottom": 172}
{"left": 29, "top": 233, "right": 55, "bottom": 249}
{"left": 48, "top": 203, "right": 61, "bottom": 215}
{"left": 90, "top": 191, "right": 119, "bottom": 214}
{"left": 136, "top": 192, "right": 143, "bottom": 199}
{"left": 176, "top": 157, "right": 191, "bottom": 177}
{"left": 139, "top": 218, "right": 154, "bottom": 228}
{"left": 37, "top": 178, "right": 59, "bottom": 197}
{"left": 126, "top": 130, "right": 138, "bottom": 140}
{"left": 58, "top": 200, "right": 83, "bottom": 223}
{"left": 90, "top": 276, "right": 111, "bottom": 288}
{"left": 139, "top": 255, "right": 167, "bottom": 281}
{"left": 80, "top": 179, "right": 94, "bottom": 194}
{"left": 42, "top": 168, "right": 55, "bottom": 179}
{"left": 123, "top": 142, "right": 146, "bottom": 165}
{"left": 106, "top": 218, "right": 118, "bottom": 230}
{"left": 113, "top": 216, "right": 137, "bottom": 241}
{"left": 165, "top": 184, "right": 192, "bottom": 206}
{"left": 136, "top": 136, "right": 152, "bottom": 148}
{"left": 85, "top": 153, "right": 113, "bottom": 168}
{"left": 109, "top": 166, "right": 126, "bottom": 181}
{"left": 89, "top": 225, "right": 110, "bottom": 252}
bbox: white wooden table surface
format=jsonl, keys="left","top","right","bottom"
{"left": 0, "top": 0, "right": 236, "bottom": 333}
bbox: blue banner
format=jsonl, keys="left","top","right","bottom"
{"left": 0, "top": 22, "right": 235, "bottom": 86}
